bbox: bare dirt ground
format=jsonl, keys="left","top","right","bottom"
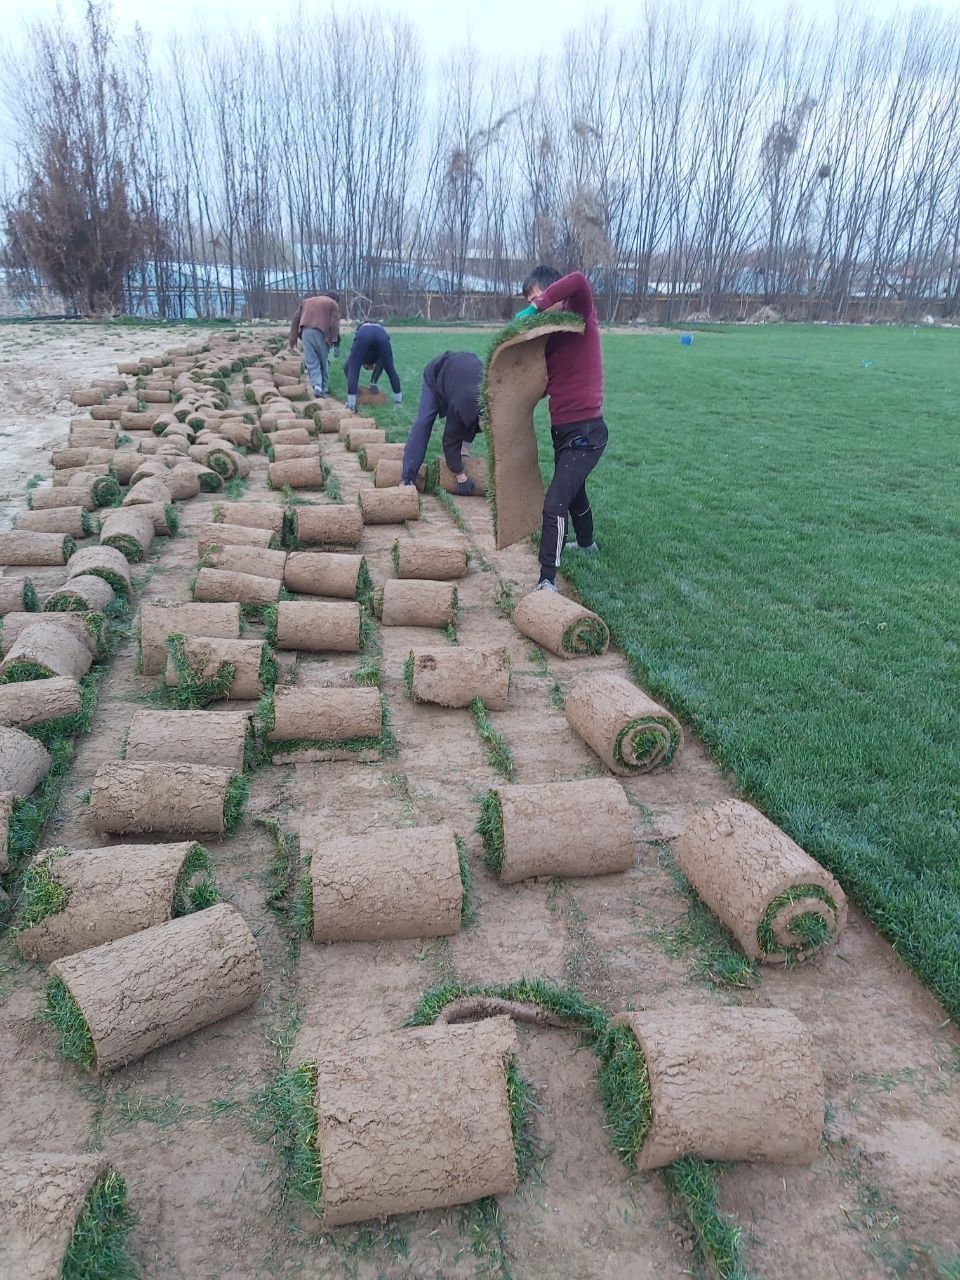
{"left": 1, "top": 324, "right": 959, "bottom": 1280}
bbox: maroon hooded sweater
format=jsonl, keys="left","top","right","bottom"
{"left": 533, "top": 271, "right": 603, "bottom": 427}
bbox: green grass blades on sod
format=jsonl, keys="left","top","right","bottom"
{"left": 756, "top": 883, "right": 839, "bottom": 961}
{"left": 454, "top": 834, "right": 476, "bottom": 926}
{"left": 171, "top": 843, "right": 220, "bottom": 917}
{"left": 468, "top": 699, "right": 515, "bottom": 781}
{"left": 8, "top": 738, "right": 74, "bottom": 869}
{"left": 223, "top": 773, "right": 249, "bottom": 834}
{"left": 595, "top": 1022, "right": 653, "bottom": 1162}
{"left": 253, "top": 1061, "right": 323, "bottom": 1212}
{"left": 44, "top": 976, "right": 95, "bottom": 1069}
{"left": 662, "top": 1158, "right": 747, "bottom": 1280}
{"left": 476, "top": 790, "right": 505, "bottom": 875}
{"left": 13, "top": 849, "right": 70, "bottom": 931}
{"left": 62, "top": 1168, "right": 138, "bottom": 1280}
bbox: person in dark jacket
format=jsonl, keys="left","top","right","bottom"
{"left": 521, "top": 265, "right": 606, "bottom": 591}
{"left": 289, "top": 292, "right": 340, "bottom": 397}
{"left": 343, "top": 322, "right": 402, "bottom": 410}
{"left": 401, "top": 351, "right": 483, "bottom": 494}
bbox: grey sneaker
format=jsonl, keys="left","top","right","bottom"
{"left": 565, "top": 540, "right": 599, "bottom": 555}
{"left": 455, "top": 478, "right": 477, "bottom": 496}
{"left": 535, "top": 578, "right": 558, "bottom": 592}
{"left": 312, "top": 386, "right": 324, "bottom": 397}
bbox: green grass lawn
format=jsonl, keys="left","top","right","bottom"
{"left": 331, "top": 322, "right": 960, "bottom": 1021}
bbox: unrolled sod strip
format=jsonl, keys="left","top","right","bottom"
{"left": 267, "top": 457, "right": 326, "bottom": 490}
{"left": 0, "top": 726, "right": 52, "bottom": 795}
{"left": 44, "top": 574, "right": 115, "bottom": 613}
{"left": 302, "top": 822, "right": 462, "bottom": 943}
{"left": 211, "top": 501, "right": 284, "bottom": 533}
{"left": 193, "top": 568, "right": 282, "bottom": 607}
{"left": 197, "top": 522, "right": 274, "bottom": 554}
{"left": 165, "top": 636, "right": 267, "bottom": 700}
{"left": 604, "top": 1007, "right": 824, "bottom": 1170}
{"left": 204, "top": 544, "right": 288, "bottom": 581}
{"left": 0, "top": 677, "right": 83, "bottom": 730}
{"left": 268, "top": 686, "right": 381, "bottom": 743}
{"left": 564, "top": 673, "right": 682, "bottom": 774}
{"left": 90, "top": 761, "right": 246, "bottom": 836}
{"left": 125, "top": 709, "right": 251, "bottom": 771}
{"left": 99, "top": 508, "right": 155, "bottom": 563}
{"left": 0, "top": 622, "right": 94, "bottom": 683}
{"left": 47, "top": 903, "right": 262, "bottom": 1072}
{"left": 0, "top": 579, "right": 39, "bottom": 616}
{"left": 0, "top": 1153, "right": 135, "bottom": 1280}
{"left": 359, "top": 486, "right": 420, "bottom": 524}
{"left": 673, "top": 798, "right": 848, "bottom": 963}
{"left": 408, "top": 647, "right": 510, "bottom": 710}
{"left": 478, "top": 779, "right": 635, "bottom": 883}
{"left": 272, "top": 601, "right": 361, "bottom": 652}
{"left": 393, "top": 540, "right": 467, "bottom": 580}
{"left": 381, "top": 579, "right": 457, "bottom": 629}
{"left": 66, "top": 545, "right": 132, "bottom": 598}
{"left": 305, "top": 1018, "right": 519, "bottom": 1226}
{"left": 513, "top": 589, "right": 609, "bottom": 658}
{"left": 139, "top": 601, "right": 241, "bottom": 674}
{"left": 283, "top": 552, "right": 365, "bottom": 598}
{"left": 15, "top": 507, "right": 95, "bottom": 538}
{"left": 0, "top": 531, "right": 74, "bottom": 567}
{"left": 292, "top": 505, "right": 363, "bottom": 546}
{"left": 15, "top": 841, "right": 220, "bottom": 964}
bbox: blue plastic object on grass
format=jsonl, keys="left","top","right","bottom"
{"left": 680, "top": 332, "right": 693, "bottom": 346}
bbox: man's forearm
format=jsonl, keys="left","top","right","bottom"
{"left": 535, "top": 271, "right": 591, "bottom": 318}
{"left": 288, "top": 308, "right": 301, "bottom": 347}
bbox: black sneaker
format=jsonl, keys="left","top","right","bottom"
{"left": 455, "top": 478, "right": 477, "bottom": 496}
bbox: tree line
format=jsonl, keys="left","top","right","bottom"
{"left": 3, "top": 0, "right": 960, "bottom": 321}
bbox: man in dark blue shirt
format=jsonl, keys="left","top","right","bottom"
{"left": 343, "top": 322, "right": 402, "bottom": 410}
{"left": 401, "top": 351, "right": 482, "bottom": 495}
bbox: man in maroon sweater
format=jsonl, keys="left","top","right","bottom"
{"left": 522, "top": 265, "right": 607, "bottom": 591}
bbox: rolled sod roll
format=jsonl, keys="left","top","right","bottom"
{"left": 194, "top": 568, "right": 282, "bottom": 607}
{"left": 44, "top": 574, "right": 115, "bottom": 613}
{"left": 122, "top": 475, "right": 173, "bottom": 508}
{"left": 292, "top": 504, "right": 363, "bottom": 547}
{"left": 393, "top": 539, "right": 467, "bottom": 580}
{"left": 307, "top": 1017, "right": 519, "bottom": 1226}
{"left": 565, "top": 674, "right": 682, "bottom": 774}
{"left": 15, "top": 507, "right": 95, "bottom": 538}
{"left": 165, "top": 636, "right": 267, "bottom": 701}
{"left": 267, "top": 457, "right": 326, "bottom": 490}
{"left": 125, "top": 709, "right": 250, "bottom": 772}
{"left": 338, "top": 415, "right": 377, "bottom": 440}
{"left": 110, "top": 453, "right": 142, "bottom": 486}
{"left": 188, "top": 443, "right": 247, "bottom": 479}
{"left": 0, "top": 531, "right": 74, "bottom": 567}
{"left": 271, "top": 444, "right": 319, "bottom": 463}
{"left": 0, "top": 677, "right": 82, "bottom": 729}
{"left": 0, "top": 622, "right": 94, "bottom": 683}
{"left": 52, "top": 463, "right": 111, "bottom": 486}
{"left": 272, "top": 601, "right": 361, "bottom": 652}
{"left": 408, "top": 646, "right": 510, "bottom": 710}
{"left": 29, "top": 486, "right": 95, "bottom": 512}
{"left": 66, "top": 545, "right": 132, "bottom": 598}
{"left": 159, "top": 467, "right": 202, "bottom": 500}
{"left": 120, "top": 408, "right": 163, "bottom": 429}
{"left": 480, "top": 779, "right": 635, "bottom": 882}
{"left": 344, "top": 428, "right": 386, "bottom": 452}
{"left": 209, "top": 420, "right": 263, "bottom": 450}
{"left": 69, "top": 386, "right": 104, "bottom": 406}
{"left": 197, "top": 522, "right": 274, "bottom": 555}
{"left": 381, "top": 579, "right": 457, "bottom": 629}
{"left": 358, "top": 441, "right": 405, "bottom": 471}
{"left": 205, "top": 544, "right": 287, "bottom": 580}
{"left": 15, "top": 840, "right": 220, "bottom": 964}
{"left": 673, "top": 798, "right": 848, "bottom": 963}
{"left": 131, "top": 501, "right": 178, "bottom": 538}
{"left": 283, "top": 551, "right": 366, "bottom": 598}
{"left": 69, "top": 426, "right": 118, "bottom": 449}
{"left": 374, "top": 459, "right": 427, "bottom": 490}
{"left": 436, "top": 455, "right": 488, "bottom": 496}
{"left": 48, "top": 903, "right": 262, "bottom": 1071}
{"left": 268, "top": 686, "right": 381, "bottom": 742}
{"left": 50, "top": 446, "right": 115, "bottom": 470}
{"left": 99, "top": 508, "right": 155, "bottom": 563}
{"left": 0, "top": 726, "right": 52, "bottom": 795}
{"left": 359, "top": 486, "right": 420, "bottom": 524}
{"left": 0, "top": 578, "right": 39, "bottom": 615}
{"left": 513, "top": 589, "right": 609, "bottom": 658}
{"left": 271, "top": 425, "right": 312, "bottom": 445}
{"left": 90, "top": 761, "right": 245, "bottom": 836}
{"left": 139, "top": 601, "right": 241, "bottom": 674}
{"left": 303, "top": 824, "right": 462, "bottom": 943}
{"left": 0, "top": 1153, "right": 133, "bottom": 1280}
{"left": 212, "top": 501, "right": 284, "bottom": 533}
{"left": 316, "top": 409, "right": 343, "bottom": 432}
{"left": 607, "top": 1007, "right": 824, "bottom": 1170}
{"left": 1, "top": 611, "right": 101, "bottom": 659}
{"left": 141, "top": 387, "right": 171, "bottom": 403}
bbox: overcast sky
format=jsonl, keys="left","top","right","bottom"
{"left": 11, "top": 0, "right": 960, "bottom": 66}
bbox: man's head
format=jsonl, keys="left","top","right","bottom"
{"left": 362, "top": 361, "right": 375, "bottom": 371}
{"left": 321, "top": 290, "right": 340, "bottom": 303}
{"left": 522, "top": 264, "right": 562, "bottom": 301}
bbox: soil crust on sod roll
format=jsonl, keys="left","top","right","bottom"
{"left": 2, "top": 612, "right": 101, "bottom": 659}
{"left": 302, "top": 822, "right": 462, "bottom": 943}
{"left": 193, "top": 568, "right": 282, "bottom": 607}
{"left": 311, "top": 1016, "right": 519, "bottom": 1226}
{"left": 268, "top": 686, "right": 381, "bottom": 742}
{"left": 28, "top": 486, "right": 96, "bottom": 512}
{"left": 0, "top": 531, "right": 73, "bottom": 567}
{"left": 673, "top": 797, "right": 848, "bottom": 962}
{"left": 125, "top": 709, "right": 250, "bottom": 771}
{"left": 0, "top": 620, "right": 95, "bottom": 682}
{"left": 0, "top": 677, "right": 83, "bottom": 730}
{"left": 292, "top": 505, "right": 364, "bottom": 546}
{"left": 513, "top": 589, "right": 609, "bottom": 658}
{"left": 282, "top": 552, "right": 364, "bottom": 598}
{"left": 99, "top": 508, "right": 155, "bottom": 562}
{"left": 66, "top": 545, "right": 132, "bottom": 597}
{"left": 165, "top": 636, "right": 266, "bottom": 700}
{"left": 394, "top": 540, "right": 467, "bottom": 580}
{"left": 44, "top": 573, "right": 115, "bottom": 613}
{"left": 0, "top": 579, "right": 38, "bottom": 616}
{"left": 359, "top": 486, "right": 420, "bottom": 525}
{"left": 267, "top": 458, "right": 326, "bottom": 490}
{"left": 15, "top": 840, "right": 212, "bottom": 964}
{"left": 204, "top": 545, "right": 288, "bottom": 581}
{"left": 273, "top": 601, "right": 361, "bottom": 652}
{"left": 381, "top": 579, "right": 457, "bottom": 629}
{"left": 0, "top": 1151, "right": 112, "bottom": 1279}
{"left": 0, "top": 725, "right": 52, "bottom": 795}
{"left": 197, "top": 523, "right": 274, "bottom": 554}
{"left": 616, "top": 1007, "right": 825, "bottom": 1169}
{"left": 212, "top": 502, "right": 284, "bottom": 532}
{"left": 90, "top": 761, "right": 238, "bottom": 835}
{"left": 409, "top": 646, "right": 510, "bottom": 709}
{"left": 564, "top": 672, "right": 683, "bottom": 774}
{"left": 15, "top": 507, "right": 91, "bottom": 538}
{"left": 490, "top": 779, "right": 635, "bottom": 882}
{"left": 138, "top": 601, "right": 241, "bottom": 675}
{"left": 48, "top": 903, "right": 262, "bottom": 1071}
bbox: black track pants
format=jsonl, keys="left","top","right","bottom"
{"left": 539, "top": 418, "right": 607, "bottom": 581}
